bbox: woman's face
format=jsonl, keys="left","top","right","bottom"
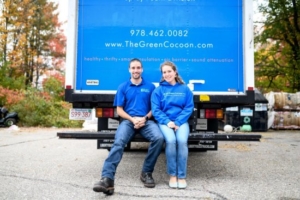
{"left": 162, "top": 65, "right": 176, "bottom": 85}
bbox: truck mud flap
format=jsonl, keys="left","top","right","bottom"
{"left": 57, "top": 131, "right": 261, "bottom": 142}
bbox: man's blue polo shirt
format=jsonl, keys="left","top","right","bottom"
{"left": 114, "top": 78, "right": 155, "bottom": 117}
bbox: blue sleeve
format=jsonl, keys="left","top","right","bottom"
{"left": 151, "top": 87, "right": 170, "bottom": 125}
{"left": 174, "top": 86, "right": 194, "bottom": 126}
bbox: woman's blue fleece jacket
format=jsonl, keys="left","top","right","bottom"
{"left": 151, "top": 81, "right": 194, "bottom": 126}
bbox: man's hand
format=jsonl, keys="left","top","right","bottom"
{"left": 132, "top": 117, "right": 146, "bottom": 129}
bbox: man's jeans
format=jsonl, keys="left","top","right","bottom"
{"left": 158, "top": 122, "right": 189, "bottom": 179}
{"left": 101, "top": 120, "right": 164, "bottom": 180}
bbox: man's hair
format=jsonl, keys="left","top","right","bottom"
{"left": 129, "top": 58, "right": 142, "bottom": 68}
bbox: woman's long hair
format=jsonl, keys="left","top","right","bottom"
{"left": 160, "top": 61, "right": 184, "bottom": 84}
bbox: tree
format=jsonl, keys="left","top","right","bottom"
{"left": 42, "top": 73, "right": 65, "bottom": 101}
{"left": 0, "top": 0, "right": 65, "bottom": 89}
{"left": 254, "top": 0, "right": 300, "bottom": 93}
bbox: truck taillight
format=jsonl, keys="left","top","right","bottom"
{"left": 216, "top": 109, "right": 223, "bottom": 119}
{"left": 204, "top": 109, "right": 223, "bottom": 119}
{"left": 96, "top": 108, "right": 116, "bottom": 118}
{"left": 205, "top": 109, "right": 216, "bottom": 118}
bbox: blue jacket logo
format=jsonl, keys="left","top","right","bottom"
{"left": 163, "top": 92, "right": 185, "bottom": 97}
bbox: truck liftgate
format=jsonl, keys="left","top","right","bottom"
{"left": 57, "top": 131, "right": 261, "bottom": 151}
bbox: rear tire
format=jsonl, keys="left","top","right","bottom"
{"left": 5, "top": 118, "right": 16, "bottom": 127}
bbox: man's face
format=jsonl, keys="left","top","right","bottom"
{"left": 129, "top": 61, "right": 143, "bottom": 79}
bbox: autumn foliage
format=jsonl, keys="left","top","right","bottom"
{"left": 0, "top": 1, "right": 81, "bottom": 127}
{"left": 0, "top": 0, "right": 66, "bottom": 88}
{"left": 0, "top": 86, "right": 24, "bottom": 107}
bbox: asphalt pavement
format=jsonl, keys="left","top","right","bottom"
{"left": 0, "top": 127, "right": 299, "bottom": 200}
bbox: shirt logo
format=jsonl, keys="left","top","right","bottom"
{"left": 141, "top": 88, "right": 150, "bottom": 93}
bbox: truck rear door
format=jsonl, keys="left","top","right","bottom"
{"left": 73, "top": 0, "right": 251, "bottom": 94}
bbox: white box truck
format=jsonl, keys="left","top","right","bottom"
{"left": 57, "top": 0, "right": 262, "bottom": 151}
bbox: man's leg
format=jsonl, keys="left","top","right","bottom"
{"left": 139, "top": 120, "right": 164, "bottom": 187}
{"left": 93, "top": 120, "right": 135, "bottom": 194}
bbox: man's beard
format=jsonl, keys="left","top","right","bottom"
{"left": 132, "top": 73, "right": 141, "bottom": 79}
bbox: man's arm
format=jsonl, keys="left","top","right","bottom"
{"left": 117, "top": 106, "right": 136, "bottom": 123}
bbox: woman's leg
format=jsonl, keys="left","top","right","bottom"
{"left": 158, "top": 124, "right": 177, "bottom": 177}
{"left": 175, "top": 122, "right": 190, "bottom": 179}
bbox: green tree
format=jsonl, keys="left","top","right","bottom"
{"left": 254, "top": 0, "right": 300, "bottom": 92}
{"left": 42, "top": 73, "right": 64, "bottom": 101}
{"left": 11, "top": 88, "right": 82, "bottom": 127}
{"left": 0, "top": 62, "right": 25, "bottom": 89}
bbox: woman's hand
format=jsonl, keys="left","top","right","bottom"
{"left": 168, "top": 121, "right": 179, "bottom": 131}
{"left": 174, "top": 125, "right": 179, "bottom": 131}
{"left": 167, "top": 121, "right": 175, "bottom": 129}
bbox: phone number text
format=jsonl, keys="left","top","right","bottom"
{"left": 130, "top": 29, "right": 188, "bottom": 37}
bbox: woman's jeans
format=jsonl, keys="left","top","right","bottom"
{"left": 101, "top": 120, "right": 164, "bottom": 180}
{"left": 159, "top": 122, "right": 189, "bottom": 179}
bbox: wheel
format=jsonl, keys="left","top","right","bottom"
{"left": 5, "top": 118, "right": 16, "bottom": 127}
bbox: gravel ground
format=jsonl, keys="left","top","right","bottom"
{"left": 0, "top": 127, "right": 299, "bottom": 200}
